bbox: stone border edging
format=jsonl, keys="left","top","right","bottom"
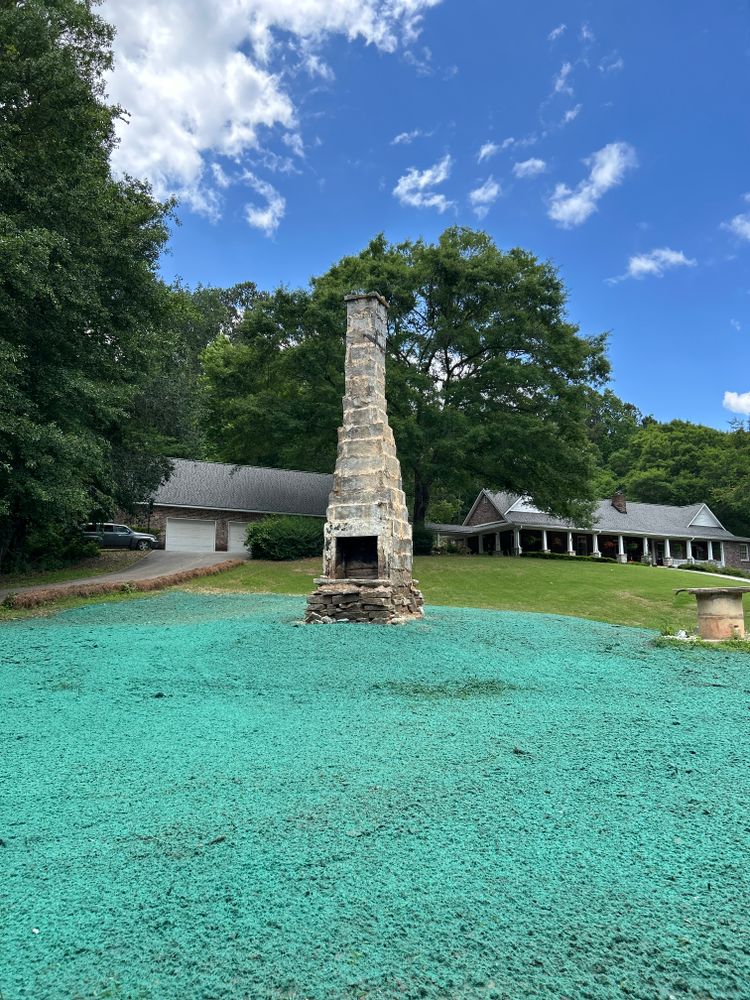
{"left": 2, "top": 560, "right": 246, "bottom": 610}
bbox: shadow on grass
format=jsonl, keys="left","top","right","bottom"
{"left": 372, "top": 678, "right": 521, "bottom": 699}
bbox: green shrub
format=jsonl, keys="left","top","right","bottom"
{"left": 520, "top": 551, "right": 617, "bottom": 564}
{"left": 436, "top": 541, "right": 464, "bottom": 555}
{"left": 412, "top": 526, "right": 436, "bottom": 555}
{"left": 245, "top": 516, "right": 324, "bottom": 561}
{"left": 131, "top": 524, "right": 161, "bottom": 540}
{"left": 2, "top": 526, "right": 100, "bottom": 574}
{"left": 681, "top": 561, "right": 750, "bottom": 580}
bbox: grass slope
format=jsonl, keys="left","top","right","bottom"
{"left": 184, "top": 555, "right": 749, "bottom": 632}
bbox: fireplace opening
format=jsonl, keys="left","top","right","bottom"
{"left": 335, "top": 536, "right": 379, "bottom": 579}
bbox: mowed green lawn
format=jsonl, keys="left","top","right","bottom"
{"left": 184, "top": 555, "right": 749, "bottom": 632}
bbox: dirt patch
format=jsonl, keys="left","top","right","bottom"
{"left": 1, "top": 560, "right": 245, "bottom": 610}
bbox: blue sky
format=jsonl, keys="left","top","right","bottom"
{"left": 102, "top": 1, "right": 750, "bottom": 428}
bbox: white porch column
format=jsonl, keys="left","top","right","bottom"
{"left": 592, "top": 533, "right": 601, "bottom": 558}
{"left": 643, "top": 536, "right": 650, "bottom": 561}
{"left": 567, "top": 530, "right": 575, "bottom": 556}
{"left": 719, "top": 541, "right": 724, "bottom": 566}
{"left": 664, "top": 538, "right": 671, "bottom": 564}
{"left": 542, "top": 529, "right": 549, "bottom": 554}
{"left": 513, "top": 527, "right": 522, "bottom": 556}
{"left": 478, "top": 534, "right": 484, "bottom": 554}
{"left": 617, "top": 535, "right": 626, "bottom": 563}
{"left": 686, "top": 539, "right": 693, "bottom": 563}
{"left": 495, "top": 531, "right": 501, "bottom": 556}
{"left": 707, "top": 540, "right": 714, "bottom": 562}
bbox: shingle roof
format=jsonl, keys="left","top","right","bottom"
{"left": 151, "top": 459, "right": 332, "bottom": 517}
{"left": 476, "top": 491, "right": 745, "bottom": 540}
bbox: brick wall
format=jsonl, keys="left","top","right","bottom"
{"left": 466, "top": 494, "right": 502, "bottom": 527}
{"left": 722, "top": 541, "right": 750, "bottom": 571}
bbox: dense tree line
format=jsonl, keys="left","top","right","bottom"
{"left": 0, "top": 0, "right": 250, "bottom": 570}
{"left": 0, "top": 0, "right": 175, "bottom": 568}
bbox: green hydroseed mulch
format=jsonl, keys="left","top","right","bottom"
{"left": 1, "top": 593, "right": 749, "bottom": 1000}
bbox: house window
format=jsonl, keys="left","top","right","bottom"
{"left": 741, "top": 544, "right": 750, "bottom": 562}
{"left": 671, "top": 540, "right": 686, "bottom": 560}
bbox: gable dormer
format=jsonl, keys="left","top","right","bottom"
{"left": 463, "top": 490, "right": 508, "bottom": 527}
{"left": 688, "top": 503, "right": 725, "bottom": 529}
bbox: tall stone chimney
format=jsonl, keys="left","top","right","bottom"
{"left": 305, "top": 292, "right": 424, "bottom": 624}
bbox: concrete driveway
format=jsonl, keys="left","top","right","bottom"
{"left": 0, "top": 550, "right": 245, "bottom": 600}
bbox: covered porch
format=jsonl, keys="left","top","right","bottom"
{"left": 464, "top": 527, "right": 725, "bottom": 566}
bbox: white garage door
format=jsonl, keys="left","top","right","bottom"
{"left": 165, "top": 518, "right": 216, "bottom": 552}
{"left": 227, "top": 521, "right": 249, "bottom": 553}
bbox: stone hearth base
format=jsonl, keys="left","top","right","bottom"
{"left": 305, "top": 577, "right": 424, "bottom": 624}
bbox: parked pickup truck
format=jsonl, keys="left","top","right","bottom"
{"left": 82, "top": 523, "right": 158, "bottom": 551}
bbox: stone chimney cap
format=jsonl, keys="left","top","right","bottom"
{"left": 611, "top": 489, "right": 627, "bottom": 514}
{"left": 344, "top": 291, "right": 390, "bottom": 309}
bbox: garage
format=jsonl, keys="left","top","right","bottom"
{"left": 227, "top": 521, "right": 249, "bottom": 553}
{"left": 165, "top": 517, "right": 216, "bottom": 552}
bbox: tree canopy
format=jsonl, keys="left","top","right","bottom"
{"left": 201, "top": 228, "right": 610, "bottom": 524}
{"left": 0, "top": 0, "right": 173, "bottom": 568}
{"left": 607, "top": 419, "right": 750, "bottom": 536}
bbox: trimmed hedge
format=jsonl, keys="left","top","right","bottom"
{"left": 245, "top": 516, "right": 324, "bottom": 561}
{"left": 680, "top": 562, "right": 750, "bottom": 580}
{"left": 520, "top": 551, "right": 617, "bottom": 564}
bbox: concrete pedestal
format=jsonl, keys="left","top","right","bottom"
{"left": 674, "top": 587, "right": 750, "bottom": 641}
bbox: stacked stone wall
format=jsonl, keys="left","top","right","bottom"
{"left": 306, "top": 579, "right": 424, "bottom": 624}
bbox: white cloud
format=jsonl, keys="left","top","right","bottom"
{"left": 243, "top": 171, "right": 286, "bottom": 235}
{"left": 403, "top": 45, "right": 433, "bottom": 75}
{"left": 478, "top": 141, "right": 499, "bottom": 163}
{"left": 560, "top": 104, "right": 582, "bottom": 126}
{"left": 302, "top": 52, "right": 335, "bottom": 81}
{"left": 580, "top": 22, "right": 595, "bottom": 43}
{"left": 468, "top": 176, "right": 501, "bottom": 218}
{"left": 101, "top": 0, "right": 441, "bottom": 219}
{"left": 599, "top": 53, "right": 624, "bottom": 73}
{"left": 393, "top": 154, "right": 454, "bottom": 211}
{"left": 548, "top": 141, "right": 637, "bottom": 228}
{"left": 485, "top": 136, "right": 536, "bottom": 158}
{"left": 392, "top": 127, "right": 433, "bottom": 145}
{"left": 723, "top": 391, "right": 750, "bottom": 415}
{"left": 722, "top": 194, "right": 750, "bottom": 241}
{"left": 553, "top": 61, "right": 574, "bottom": 95}
{"left": 610, "top": 247, "right": 697, "bottom": 282}
{"left": 211, "top": 163, "right": 231, "bottom": 188}
{"left": 513, "top": 158, "right": 547, "bottom": 178}
{"left": 282, "top": 132, "right": 305, "bottom": 158}
{"left": 731, "top": 319, "right": 741, "bottom": 331}
{"left": 548, "top": 23, "right": 566, "bottom": 42}
{"left": 254, "top": 149, "right": 298, "bottom": 174}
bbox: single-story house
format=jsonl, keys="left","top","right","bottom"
{"left": 429, "top": 490, "right": 750, "bottom": 570}
{"left": 139, "top": 459, "right": 332, "bottom": 552}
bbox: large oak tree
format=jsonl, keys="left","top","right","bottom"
{"left": 202, "top": 228, "right": 610, "bottom": 525}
